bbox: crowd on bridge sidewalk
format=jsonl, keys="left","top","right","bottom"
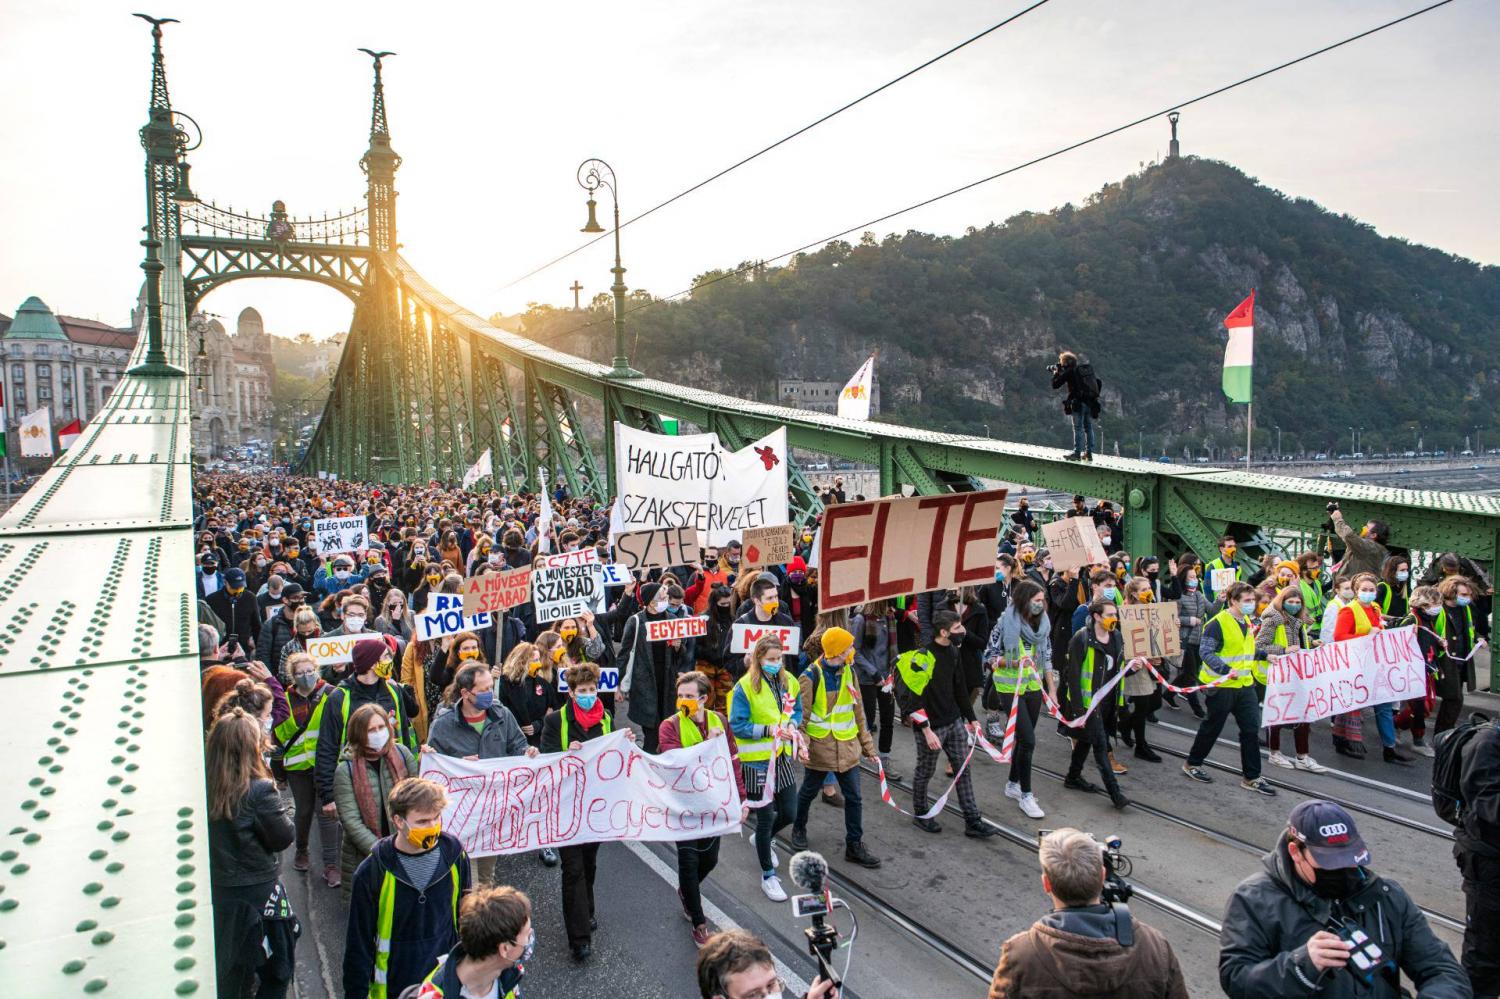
{"left": 192, "top": 470, "right": 1499, "bottom": 998}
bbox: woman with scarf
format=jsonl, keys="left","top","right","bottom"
{"left": 1256, "top": 585, "right": 1328, "bottom": 773}
{"left": 984, "top": 579, "right": 1053, "bottom": 812}
{"left": 728, "top": 633, "right": 802, "bottom": 904}
{"left": 333, "top": 701, "right": 417, "bottom": 898}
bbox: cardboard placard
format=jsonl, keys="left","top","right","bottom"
{"left": 1119, "top": 601, "right": 1182, "bottom": 659}
{"left": 729, "top": 622, "right": 802, "bottom": 656}
{"left": 304, "top": 632, "right": 389, "bottom": 666}
{"left": 816, "top": 489, "right": 1008, "bottom": 613}
{"left": 313, "top": 515, "right": 366, "bottom": 555}
{"left": 415, "top": 592, "right": 494, "bottom": 641}
{"left": 646, "top": 615, "right": 709, "bottom": 642}
{"left": 1040, "top": 517, "right": 1109, "bottom": 573}
{"left": 462, "top": 567, "right": 532, "bottom": 617}
{"left": 532, "top": 549, "right": 605, "bottom": 623}
{"left": 615, "top": 526, "right": 700, "bottom": 572}
{"left": 742, "top": 524, "right": 796, "bottom": 570}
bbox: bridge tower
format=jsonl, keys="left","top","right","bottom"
{"left": 358, "top": 50, "right": 401, "bottom": 252}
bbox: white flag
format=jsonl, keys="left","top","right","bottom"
{"left": 19, "top": 407, "right": 53, "bottom": 457}
{"left": 462, "top": 449, "right": 493, "bottom": 490}
{"left": 537, "top": 468, "right": 554, "bottom": 553}
{"left": 837, "top": 354, "right": 875, "bottom": 421}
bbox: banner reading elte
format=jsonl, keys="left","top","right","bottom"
{"left": 646, "top": 616, "right": 709, "bottom": 642}
{"left": 729, "top": 622, "right": 801, "bottom": 656}
{"left": 1040, "top": 517, "right": 1109, "bottom": 573}
{"left": 816, "top": 489, "right": 1007, "bottom": 613}
{"left": 1262, "top": 626, "right": 1427, "bottom": 726}
{"left": 463, "top": 567, "right": 532, "bottom": 617}
{"left": 313, "top": 516, "right": 367, "bottom": 555}
{"left": 419, "top": 730, "right": 741, "bottom": 857}
{"left": 532, "top": 549, "right": 605, "bottom": 623}
{"left": 614, "top": 424, "right": 789, "bottom": 547}
{"left": 415, "top": 592, "right": 494, "bottom": 641}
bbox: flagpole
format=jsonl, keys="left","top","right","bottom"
{"left": 1246, "top": 401, "right": 1253, "bottom": 471}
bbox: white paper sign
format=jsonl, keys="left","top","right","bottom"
{"left": 419, "top": 730, "right": 741, "bottom": 856}
{"left": 532, "top": 549, "right": 606, "bottom": 623}
{"left": 1262, "top": 626, "right": 1427, "bottom": 725}
{"left": 614, "top": 424, "right": 789, "bottom": 547}
{"left": 1210, "top": 567, "right": 1238, "bottom": 594}
{"left": 414, "top": 592, "right": 494, "bottom": 641}
{"left": 646, "top": 615, "right": 709, "bottom": 642}
{"left": 730, "top": 622, "right": 802, "bottom": 656}
{"left": 313, "top": 516, "right": 366, "bottom": 555}
{"left": 304, "top": 632, "right": 389, "bottom": 666}
{"left": 556, "top": 667, "right": 621, "bottom": 694}
{"left": 600, "top": 563, "right": 634, "bottom": 587}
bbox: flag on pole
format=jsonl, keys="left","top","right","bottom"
{"left": 537, "top": 468, "right": 554, "bottom": 553}
{"left": 19, "top": 407, "right": 53, "bottom": 457}
{"left": 462, "top": 448, "right": 493, "bottom": 490}
{"left": 1222, "top": 291, "right": 1255, "bottom": 404}
{"left": 58, "top": 419, "right": 83, "bottom": 451}
{"left": 838, "top": 354, "right": 876, "bottom": 421}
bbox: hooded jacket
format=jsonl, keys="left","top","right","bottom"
{"left": 425, "top": 700, "right": 530, "bottom": 761}
{"left": 989, "top": 903, "right": 1188, "bottom": 999}
{"left": 1219, "top": 838, "right": 1468, "bottom": 998}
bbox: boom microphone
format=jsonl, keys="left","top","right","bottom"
{"left": 789, "top": 850, "right": 829, "bottom": 894}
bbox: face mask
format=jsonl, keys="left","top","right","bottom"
{"left": 995, "top": 570, "right": 1006, "bottom": 581}
{"left": 426, "top": 574, "right": 442, "bottom": 587}
{"left": 488, "top": 553, "right": 502, "bottom": 565}
{"left": 472, "top": 690, "right": 494, "bottom": 711}
{"left": 1284, "top": 602, "right": 1303, "bottom": 615}
{"left": 228, "top": 586, "right": 245, "bottom": 597}
{"left": 255, "top": 558, "right": 267, "bottom": 568}
{"left": 762, "top": 660, "right": 782, "bottom": 676}
{"left": 1423, "top": 605, "right": 1440, "bottom": 616}
{"left": 1044, "top": 560, "right": 1054, "bottom": 570}
{"left": 288, "top": 550, "right": 300, "bottom": 559}
{"left": 295, "top": 673, "right": 318, "bottom": 691}
{"left": 344, "top": 615, "right": 366, "bottom": 632}
{"left": 1099, "top": 535, "right": 1112, "bottom": 547}
{"left": 559, "top": 627, "right": 579, "bottom": 641}
{"left": 1357, "top": 591, "right": 1377, "bottom": 605}
{"left": 1223, "top": 548, "right": 1237, "bottom": 559}
{"left": 518, "top": 927, "right": 536, "bottom": 963}
{"left": 334, "top": 570, "right": 351, "bottom": 582}
{"left": 1309, "top": 864, "right": 1364, "bottom": 900}
{"left": 202, "top": 566, "right": 217, "bottom": 575}
{"left": 1101, "top": 586, "right": 1118, "bottom": 602}
{"left": 1186, "top": 577, "right": 1199, "bottom": 590}
{"left": 402, "top": 820, "right": 442, "bottom": 852}
{"left": 787, "top": 572, "right": 806, "bottom": 584}
{"left": 575, "top": 693, "right": 598, "bottom": 711}
{"left": 1020, "top": 552, "right": 1035, "bottom": 563}
{"left": 677, "top": 697, "right": 700, "bottom": 716}
{"left": 1310, "top": 568, "right": 1322, "bottom": 580}
{"left": 1099, "top": 616, "right": 1118, "bottom": 632}
{"left": 458, "top": 648, "right": 481, "bottom": 662}
{"left": 1239, "top": 600, "right": 1257, "bottom": 616}
{"left": 1458, "top": 596, "right": 1473, "bottom": 608}
{"left": 374, "top": 658, "right": 394, "bottom": 679}
{"left": 1395, "top": 570, "right": 1409, "bottom": 583}
{"left": 1147, "top": 569, "right": 1159, "bottom": 578}
{"left": 551, "top": 646, "right": 565, "bottom": 664}
{"left": 368, "top": 727, "right": 391, "bottom": 752}
{"left": 948, "top": 628, "right": 966, "bottom": 642}
{"left": 1338, "top": 590, "right": 1354, "bottom": 603}
{"left": 1029, "top": 600, "right": 1046, "bottom": 615}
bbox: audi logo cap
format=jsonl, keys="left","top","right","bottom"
{"left": 1287, "top": 799, "right": 1371, "bottom": 868}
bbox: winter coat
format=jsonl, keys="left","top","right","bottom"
{"left": 1332, "top": 516, "right": 1389, "bottom": 582}
{"left": 209, "top": 777, "right": 294, "bottom": 889}
{"left": 333, "top": 743, "right": 418, "bottom": 887}
{"left": 1255, "top": 606, "right": 1309, "bottom": 658}
{"left": 1051, "top": 356, "right": 1102, "bottom": 417}
{"left": 797, "top": 661, "right": 877, "bottom": 773}
{"left": 1176, "top": 587, "right": 1210, "bottom": 649}
{"left": 258, "top": 609, "right": 299, "bottom": 677}
{"left": 1219, "top": 838, "right": 1468, "bottom": 998}
{"left": 622, "top": 610, "right": 695, "bottom": 732}
{"left": 1457, "top": 721, "right": 1500, "bottom": 859}
{"left": 206, "top": 587, "right": 262, "bottom": 657}
{"left": 315, "top": 679, "right": 418, "bottom": 803}
{"left": 989, "top": 904, "right": 1188, "bottom": 999}
{"left": 425, "top": 700, "right": 530, "bottom": 761}
{"left": 849, "top": 611, "right": 896, "bottom": 686}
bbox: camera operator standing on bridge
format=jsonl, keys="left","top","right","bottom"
{"left": 1050, "top": 351, "right": 1102, "bottom": 462}
{"left": 989, "top": 827, "right": 1187, "bottom": 998}
{"left": 1327, "top": 503, "right": 1390, "bottom": 581}
{"left": 1219, "top": 800, "right": 1467, "bottom": 999}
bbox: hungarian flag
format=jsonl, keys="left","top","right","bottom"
{"left": 58, "top": 419, "right": 83, "bottom": 451}
{"left": 1222, "top": 291, "right": 1255, "bottom": 404}
{"left": 838, "top": 354, "right": 876, "bottom": 421}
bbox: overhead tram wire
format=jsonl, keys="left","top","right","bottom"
{"left": 524, "top": 0, "right": 1456, "bottom": 350}
{"left": 495, "top": 0, "right": 1055, "bottom": 292}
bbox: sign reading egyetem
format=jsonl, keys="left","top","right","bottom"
{"left": 816, "top": 489, "right": 1008, "bottom": 612}
{"left": 419, "top": 731, "right": 741, "bottom": 857}
{"left": 646, "top": 615, "right": 709, "bottom": 642}
{"left": 1262, "top": 626, "right": 1427, "bottom": 726}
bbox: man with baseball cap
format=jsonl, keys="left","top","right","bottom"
{"left": 1220, "top": 800, "right": 1466, "bottom": 998}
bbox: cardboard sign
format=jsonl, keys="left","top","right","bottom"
{"left": 1263, "top": 626, "right": 1427, "bottom": 726}
{"left": 742, "top": 524, "right": 796, "bottom": 570}
{"left": 556, "top": 667, "right": 621, "bottom": 694}
{"left": 816, "top": 489, "right": 1008, "bottom": 613}
{"left": 600, "top": 563, "right": 634, "bottom": 587}
{"left": 304, "top": 632, "right": 389, "bottom": 666}
{"left": 1210, "top": 567, "right": 1238, "bottom": 595}
{"left": 532, "top": 549, "right": 605, "bottom": 623}
{"left": 646, "top": 615, "right": 709, "bottom": 642}
{"left": 1119, "top": 601, "right": 1182, "bottom": 660}
{"left": 419, "top": 731, "right": 739, "bottom": 857}
{"left": 615, "top": 526, "right": 701, "bottom": 572}
{"left": 313, "top": 516, "right": 366, "bottom": 555}
{"left": 415, "top": 592, "right": 494, "bottom": 641}
{"left": 1040, "top": 517, "right": 1109, "bottom": 573}
{"left": 730, "top": 622, "right": 802, "bottom": 656}
{"left": 462, "top": 567, "right": 532, "bottom": 616}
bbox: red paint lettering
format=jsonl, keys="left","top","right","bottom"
{"left": 916, "top": 494, "right": 968, "bottom": 590}
{"left": 867, "top": 501, "right": 915, "bottom": 600}
{"left": 820, "top": 502, "right": 875, "bottom": 608}
{"left": 954, "top": 492, "right": 1006, "bottom": 584}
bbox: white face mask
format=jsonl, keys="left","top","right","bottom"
{"left": 344, "top": 615, "right": 366, "bottom": 632}
{"left": 652, "top": 598, "right": 670, "bottom": 613}
{"left": 367, "top": 727, "right": 390, "bottom": 751}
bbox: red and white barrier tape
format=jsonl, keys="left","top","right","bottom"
{"left": 751, "top": 686, "right": 804, "bottom": 809}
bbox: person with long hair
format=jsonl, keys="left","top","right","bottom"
{"left": 208, "top": 708, "right": 296, "bottom": 999}
{"left": 1433, "top": 574, "right": 1480, "bottom": 736}
{"left": 1257, "top": 584, "right": 1328, "bottom": 773}
{"left": 1399, "top": 585, "right": 1443, "bottom": 755}
{"left": 375, "top": 588, "right": 413, "bottom": 643}
{"left": 728, "top": 633, "right": 802, "bottom": 903}
{"left": 1377, "top": 553, "right": 1412, "bottom": 624}
{"left": 497, "top": 641, "right": 560, "bottom": 751}
{"left": 984, "top": 579, "right": 1052, "bottom": 818}
{"left": 1171, "top": 562, "right": 1209, "bottom": 719}
{"left": 696, "top": 584, "right": 739, "bottom": 713}
{"left": 851, "top": 599, "right": 900, "bottom": 781}
{"left": 333, "top": 701, "right": 418, "bottom": 897}
{"left": 274, "top": 651, "right": 343, "bottom": 885}
{"left": 1116, "top": 579, "right": 1164, "bottom": 763}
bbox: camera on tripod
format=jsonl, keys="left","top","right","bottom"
{"left": 1039, "top": 830, "right": 1134, "bottom": 904}
{"left": 789, "top": 850, "right": 853, "bottom": 990}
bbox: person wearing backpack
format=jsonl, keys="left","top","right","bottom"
{"left": 1050, "top": 351, "right": 1102, "bottom": 462}
{"left": 1438, "top": 711, "right": 1500, "bottom": 996}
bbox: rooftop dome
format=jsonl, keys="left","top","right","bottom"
{"left": 4, "top": 296, "right": 69, "bottom": 341}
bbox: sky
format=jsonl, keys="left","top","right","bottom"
{"left": 2, "top": 0, "right": 1496, "bottom": 340}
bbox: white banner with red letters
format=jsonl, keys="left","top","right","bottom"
{"left": 646, "top": 615, "right": 709, "bottom": 642}
{"left": 1262, "top": 626, "right": 1427, "bottom": 726}
{"left": 419, "top": 731, "right": 741, "bottom": 856}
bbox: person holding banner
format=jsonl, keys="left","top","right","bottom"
{"left": 729, "top": 633, "right": 802, "bottom": 903}
{"left": 985, "top": 580, "right": 1053, "bottom": 815}
{"left": 541, "top": 661, "right": 637, "bottom": 961}
{"left": 1255, "top": 586, "right": 1329, "bottom": 773}
{"left": 1335, "top": 573, "right": 1415, "bottom": 766}
{"left": 1182, "top": 582, "right": 1277, "bottom": 796}
{"left": 658, "top": 670, "right": 750, "bottom": 947}
{"left": 1117, "top": 580, "right": 1164, "bottom": 763}
{"left": 496, "top": 642, "right": 559, "bottom": 752}
{"left": 1060, "top": 596, "right": 1130, "bottom": 810}
{"left": 725, "top": 578, "right": 796, "bottom": 663}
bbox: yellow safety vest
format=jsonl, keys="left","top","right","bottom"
{"left": 1199, "top": 610, "right": 1257, "bottom": 689}
{"left": 1078, "top": 645, "right": 1125, "bottom": 709}
{"left": 370, "top": 862, "right": 460, "bottom": 999}
{"left": 559, "top": 704, "right": 612, "bottom": 746}
{"left": 679, "top": 711, "right": 724, "bottom": 747}
{"left": 1436, "top": 605, "right": 1476, "bottom": 649}
{"left": 340, "top": 680, "right": 415, "bottom": 755}
{"left": 273, "top": 688, "right": 328, "bottom": 771}
{"left": 992, "top": 639, "right": 1042, "bottom": 695}
{"left": 734, "top": 673, "right": 799, "bottom": 763}
{"left": 895, "top": 649, "right": 935, "bottom": 697}
{"left": 804, "top": 662, "right": 858, "bottom": 741}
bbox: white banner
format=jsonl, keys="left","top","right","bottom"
{"left": 730, "top": 622, "right": 801, "bottom": 656}
{"left": 313, "top": 515, "right": 367, "bottom": 555}
{"left": 418, "top": 731, "right": 741, "bottom": 856}
{"left": 304, "top": 632, "right": 389, "bottom": 666}
{"left": 557, "top": 667, "right": 621, "bottom": 694}
{"left": 462, "top": 449, "right": 493, "bottom": 490}
{"left": 1262, "top": 625, "right": 1427, "bottom": 726}
{"left": 647, "top": 615, "right": 709, "bottom": 642}
{"left": 614, "top": 424, "right": 789, "bottom": 547}
{"left": 18, "top": 406, "right": 52, "bottom": 457}
{"left": 600, "top": 562, "right": 634, "bottom": 587}
{"left": 531, "top": 549, "right": 605, "bottom": 623}
{"left": 414, "top": 592, "right": 494, "bottom": 641}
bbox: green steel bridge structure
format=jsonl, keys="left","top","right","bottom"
{"left": 5, "top": 19, "right": 1500, "bottom": 994}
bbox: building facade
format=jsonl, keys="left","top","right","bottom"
{"left": 1, "top": 296, "right": 137, "bottom": 437}
{"left": 190, "top": 307, "right": 276, "bottom": 458}
{"left": 776, "top": 377, "right": 880, "bottom": 416}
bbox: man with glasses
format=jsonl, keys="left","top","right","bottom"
{"left": 697, "top": 929, "right": 837, "bottom": 999}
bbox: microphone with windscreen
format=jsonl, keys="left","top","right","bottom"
{"left": 788, "top": 850, "right": 841, "bottom": 988}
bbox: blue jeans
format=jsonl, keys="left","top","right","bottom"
{"left": 1072, "top": 408, "right": 1099, "bottom": 455}
{"left": 794, "top": 767, "right": 863, "bottom": 846}
{"left": 1374, "top": 702, "right": 1397, "bottom": 748}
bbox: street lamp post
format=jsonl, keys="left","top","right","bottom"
{"left": 577, "top": 159, "right": 641, "bottom": 379}
{"left": 1275, "top": 425, "right": 1281, "bottom": 458}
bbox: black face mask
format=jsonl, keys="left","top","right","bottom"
{"left": 1309, "top": 865, "right": 1364, "bottom": 899}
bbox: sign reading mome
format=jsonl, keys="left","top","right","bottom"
{"left": 816, "top": 489, "right": 1008, "bottom": 612}
{"left": 313, "top": 516, "right": 366, "bottom": 555}
{"left": 729, "top": 622, "right": 802, "bottom": 656}
{"left": 615, "top": 526, "right": 701, "bottom": 572}
{"left": 614, "top": 424, "right": 789, "bottom": 546}
{"left": 415, "top": 592, "right": 493, "bottom": 641}
{"left": 532, "top": 549, "right": 605, "bottom": 623}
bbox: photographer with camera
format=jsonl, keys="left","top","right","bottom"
{"left": 697, "top": 928, "right": 839, "bottom": 999}
{"left": 990, "top": 827, "right": 1186, "bottom": 998}
{"left": 1326, "top": 502, "right": 1391, "bottom": 582}
{"left": 1220, "top": 800, "right": 1467, "bottom": 998}
{"left": 1050, "top": 351, "right": 1103, "bottom": 462}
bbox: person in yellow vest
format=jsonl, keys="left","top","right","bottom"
{"left": 659, "top": 671, "right": 751, "bottom": 947}
{"left": 1181, "top": 581, "right": 1277, "bottom": 795}
{"left": 1202, "top": 535, "right": 1245, "bottom": 604}
{"left": 728, "top": 633, "right": 803, "bottom": 903}
{"left": 788, "top": 627, "right": 882, "bottom": 869}
{"left": 410, "top": 885, "right": 532, "bottom": 999}
{"left": 274, "top": 651, "right": 342, "bottom": 883}
{"left": 1335, "top": 572, "right": 1415, "bottom": 766}
{"left": 343, "top": 777, "right": 471, "bottom": 999}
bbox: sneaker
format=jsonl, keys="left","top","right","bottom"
{"left": 1110, "top": 789, "right": 1130, "bottom": 810}
{"left": 1134, "top": 746, "right": 1162, "bottom": 763}
{"left": 293, "top": 849, "right": 310, "bottom": 873}
{"left": 571, "top": 943, "right": 592, "bottom": 962}
{"left": 749, "top": 831, "right": 779, "bottom": 869}
{"left": 1383, "top": 747, "right": 1414, "bottom": 766}
{"left": 821, "top": 787, "right": 846, "bottom": 809}
{"left": 1109, "top": 752, "right": 1128, "bottom": 775}
{"left": 540, "top": 847, "right": 560, "bottom": 867}
{"left": 844, "top": 842, "right": 882, "bottom": 869}
{"left": 1411, "top": 742, "right": 1436, "bottom": 758}
{"left": 1018, "top": 793, "right": 1046, "bottom": 819}
{"left": 964, "top": 821, "right": 998, "bottom": 839}
{"left": 323, "top": 865, "right": 341, "bottom": 888}
{"left": 1267, "top": 751, "right": 1294, "bottom": 769}
{"left": 912, "top": 816, "right": 942, "bottom": 834}
{"left": 1333, "top": 737, "right": 1366, "bottom": 760}
{"left": 879, "top": 754, "right": 903, "bottom": 782}
{"left": 692, "top": 924, "right": 711, "bottom": 948}
{"left": 1004, "top": 781, "right": 1023, "bottom": 801}
{"left": 1181, "top": 764, "right": 1213, "bottom": 783}
{"left": 1240, "top": 776, "right": 1278, "bottom": 796}
{"left": 790, "top": 828, "right": 809, "bottom": 851}
{"left": 1063, "top": 775, "right": 1099, "bottom": 793}
{"left": 1062, "top": 451, "right": 1083, "bottom": 461}
{"left": 1293, "top": 755, "right": 1330, "bottom": 773}
{"left": 677, "top": 887, "right": 693, "bottom": 923}
{"left": 761, "top": 874, "right": 788, "bottom": 902}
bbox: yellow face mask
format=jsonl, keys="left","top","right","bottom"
{"left": 403, "top": 821, "right": 441, "bottom": 851}
{"left": 1138, "top": 591, "right": 1153, "bottom": 603}
{"left": 527, "top": 661, "right": 543, "bottom": 676}
{"left": 374, "top": 657, "right": 394, "bottom": 679}
{"left": 677, "top": 697, "right": 700, "bottom": 716}
{"left": 1101, "top": 616, "right": 1119, "bottom": 631}
{"left": 1223, "top": 547, "right": 1237, "bottom": 559}
{"left": 760, "top": 599, "right": 779, "bottom": 615}
{"left": 426, "top": 574, "right": 442, "bottom": 586}
{"left": 1020, "top": 551, "right": 1036, "bottom": 563}
{"left": 551, "top": 646, "right": 565, "bottom": 664}
{"left": 458, "top": 648, "right": 481, "bottom": 661}
{"left": 560, "top": 628, "right": 579, "bottom": 641}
